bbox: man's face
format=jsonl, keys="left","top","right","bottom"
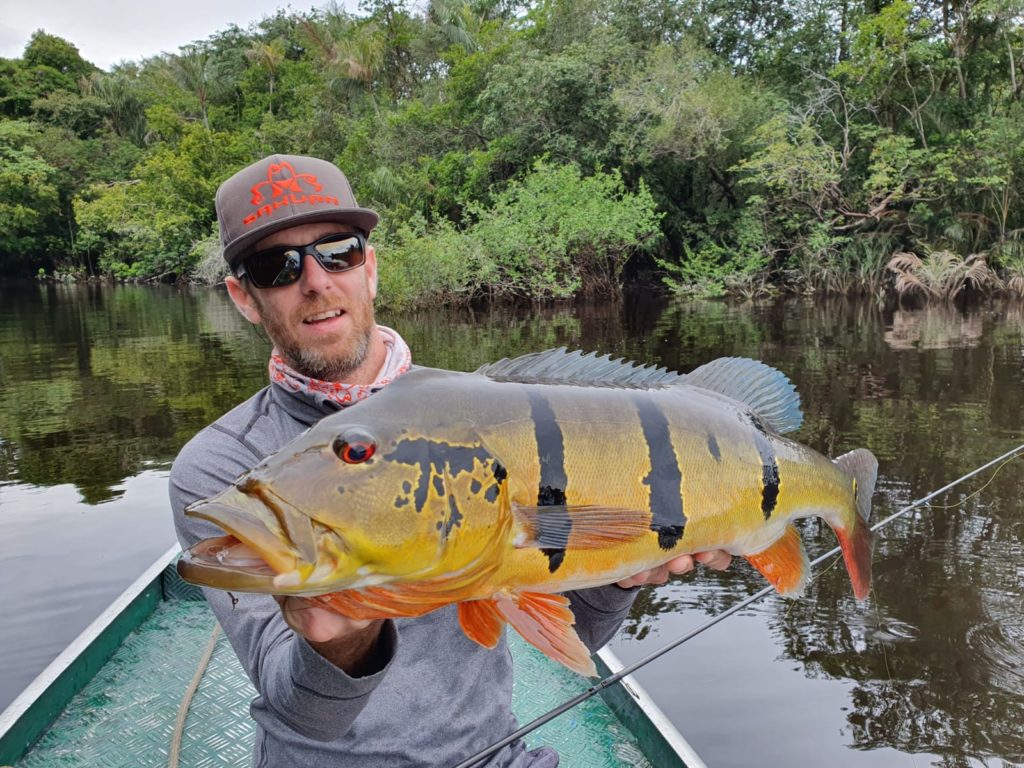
{"left": 226, "top": 222, "right": 379, "bottom": 381}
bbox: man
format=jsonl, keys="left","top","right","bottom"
{"left": 170, "top": 154, "right": 731, "bottom": 767}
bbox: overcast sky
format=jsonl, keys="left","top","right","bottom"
{"left": 0, "top": 0, "right": 361, "bottom": 70}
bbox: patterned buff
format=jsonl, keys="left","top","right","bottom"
{"left": 269, "top": 325, "right": 412, "bottom": 409}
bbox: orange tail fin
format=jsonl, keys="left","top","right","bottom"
{"left": 830, "top": 449, "right": 877, "bottom": 600}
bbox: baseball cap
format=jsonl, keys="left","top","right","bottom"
{"left": 216, "top": 154, "right": 380, "bottom": 268}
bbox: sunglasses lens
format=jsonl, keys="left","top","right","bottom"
{"left": 315, "top": 235, "right": 365, "bottom": 272}
{"left": 246, "top": 250, "right": 302, "bottom": 287}
{"left": 240, "top": 233, "right": 365, "bottom": 287}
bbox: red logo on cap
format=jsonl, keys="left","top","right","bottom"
{"left": 242, "top": 161, "right": 340, "bottom": 226}
{"left": 250, "top": 161, "right": 322, "bottom": 204}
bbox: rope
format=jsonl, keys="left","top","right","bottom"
{"left": 168, "top": 622, "right": 222, "bottom": 768}
{"left": 449, "top": 442, "right": 1024, "bottom": 768}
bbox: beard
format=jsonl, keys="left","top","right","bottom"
{"left": 255, "top": 291, "right": 377, "bottom": 382}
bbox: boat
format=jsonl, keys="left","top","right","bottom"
{"left": 0, "top": 545, "right": 705, "bottom": 768}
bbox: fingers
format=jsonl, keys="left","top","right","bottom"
{"left": 615, "top": 550, "right": 733, "bottom": 589}
{"left": 615, "top": 569, "right": 655, "bottom": 589}
{"left": 276, "top": 596, "right": 373, "bottom": 643}
{"left": 616, "top": 556, "right": 692, "bottom": 588}
{"left": 695, "top": 549, "right": 733, "bottom": 571}
{"left": 665, "top": 554, "right": 696, "bottom": 576}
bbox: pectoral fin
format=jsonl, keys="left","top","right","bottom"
{"left": 745, "top": 524, "right": 810, "bottom": 596}
{"left": 315, "top": 587, "right": 451, "bottom": 619}
{"left": 513, "top": 505, "right": 651, "bottom": 549}
{"left": 457, "top": 592, "right": 597, "bottom": 677}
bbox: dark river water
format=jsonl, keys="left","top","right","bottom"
{"left": 1, "top": 282, "right": 1022, "bottom": 767}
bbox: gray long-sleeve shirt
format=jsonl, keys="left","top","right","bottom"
{"left": 170, "top": 370, "right": 638, "bottom": 768}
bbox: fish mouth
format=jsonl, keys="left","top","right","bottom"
{"left": 181, "top": 484, "right": 354, "bottom": 595}
{"left": 177, "top": 535, "right": 281, "bottom": 592}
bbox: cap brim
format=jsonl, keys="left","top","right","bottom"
{"left": 223, "top": 208, "right": 380, "bottom": 267}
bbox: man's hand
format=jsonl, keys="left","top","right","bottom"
{"left": 275, "top": 596, "right": 388, "bottom": 676}
{"left": 616, "top": 549, "right": 733, "bottom": 589}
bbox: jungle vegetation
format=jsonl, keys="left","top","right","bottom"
{"left": 2, "top": 0, "right": 1024, "bottom": 305}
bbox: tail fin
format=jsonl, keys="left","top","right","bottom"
{"left": 831, "top": 449, "right": 878, "bottom": 601}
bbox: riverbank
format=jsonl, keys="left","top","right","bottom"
{"left": 33, "top": 245, "right": 1024, "bottom": 312}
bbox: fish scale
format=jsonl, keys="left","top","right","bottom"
{"left": 179, "top": 349, "right": 877, "bottom": 677}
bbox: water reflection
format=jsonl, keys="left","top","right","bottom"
{"left": 0, "top": 283, "right": 269, "bottom": 502}
{"left": 885, "top": 306, "right": 986, "bottom": 350}
{"left": 0, "top": 283, "right": 1022, "bottom": 766}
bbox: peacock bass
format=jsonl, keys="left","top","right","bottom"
{"left": 178, "top": 349, "right": 877, "bottom": 676}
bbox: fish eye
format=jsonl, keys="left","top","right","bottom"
{"left": 332, "top": 431, "right": 376, "bottom": 464}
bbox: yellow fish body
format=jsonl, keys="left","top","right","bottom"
{"left": 179, "top": 349, "right": 876, "bottom": 676}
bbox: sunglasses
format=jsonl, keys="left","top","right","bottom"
{"left": 236, "top": 232, "right": 367, "bottom": 288}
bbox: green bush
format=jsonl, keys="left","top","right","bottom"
{"left": 374, "top": 161, "right": 662, "bottom": 304}
{"left": 73, "top": 124, "right": 253, "bottom": 280}
{"left": 465, "top": 160, "right": 662, "bottom": 298}
{"left": 374, "top": 214, "right": 478, "bottom": 310}
{"left": 658, "top": 204, "right": 771, "bottom": 297}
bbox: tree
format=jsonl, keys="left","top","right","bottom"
{"left": 337, "top": 22, "right": 388, "bottom": 111}
{"left": 83, "top": 71, "right": 148, "bottom": 144}
{"left": 22, "top": 30, "right": 94, "bottom": 79}
{"left": 73, "top": 124, "right": 253, "bottom": 280}
{"left": 477, "top": 27, "right": 633, "bottom": 172}
{"left": 0, "top": 121, "right": 62, "bottom": 273}
{"left": 832, "top": 0, "right": 945, "bottom": 148}
{"left": 614, "top": 42, "right": 779, "bottom": 208}
{"left": 162, "top": 44, "right": 231, "bottom": 130}
{"left": 245, "top": 40, "right": 286, "bottom": 114}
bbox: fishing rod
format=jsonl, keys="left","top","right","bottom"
{"left": 451, "top": 441, "right": 1024, "bottom": 768}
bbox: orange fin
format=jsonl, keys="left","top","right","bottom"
{"left": 494, "top": 592, "right": 597, "bottom": 677}
{"left": 314, "top": 587, "right": 448, "bottom": 620}
{"left": 513, "top": 505, "right": 650, "bottom": 549}
{"left": 832, "top": 517, "right": 872, "bottom": 600}
{"left": 831, "top": 448, "right": 877, "bottom": 601}
{"left": 314, "top": 592, "right": 393, "bottom": 620}
{"left": 457, "top": 600, "right": 506, "bottom": 648}
{"left": 745, "top": 524, "right": 810, "bottom": 596}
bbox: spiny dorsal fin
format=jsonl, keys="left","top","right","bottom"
{"left": 475, "top": 347, "right": 683, "bottom": 389}
{"left": 682, "top": 357, "right": 803, "bottom": 434}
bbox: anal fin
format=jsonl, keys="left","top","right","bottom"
{"left": 745, "top": 524, "right": 810, "bottom": 596}
{"left": 496, "top": 592, "right": 597, "bottom": 677}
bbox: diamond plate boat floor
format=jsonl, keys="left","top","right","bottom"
{"left": 14, "top": 597, "right": 652, "bottom": 768}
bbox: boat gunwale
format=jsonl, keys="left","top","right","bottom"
{"left": 594, "top": 647, "right": 705, "bottom": 768}
{"left": 0, "top": 544, "right": 181, "bottom": 764}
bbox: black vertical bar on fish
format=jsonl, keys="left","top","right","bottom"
{"left": 633, "top": 396, "right": 685, "bottom": 549}
{"left": 749, "top": 416, "right": 780, "bottom": 519}
{"left": 526, "top": 388, "right": 570, "bottom": 572}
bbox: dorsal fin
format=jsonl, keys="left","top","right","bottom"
{"left": 475, "top": 347, "right": 684, "bottom": 389}
{"left": 682, "top": 357, "right": 803, "bottom": 433}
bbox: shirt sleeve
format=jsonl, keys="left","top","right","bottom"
{"left": 564, "top": 584, "right": 637, "bottom": 652}
{"left": 169, "top": 428, "right": 399, "bottom": 740}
